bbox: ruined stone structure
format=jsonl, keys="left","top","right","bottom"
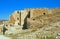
{"left": 3, "top": 8, "right": 60, "bottom": 30}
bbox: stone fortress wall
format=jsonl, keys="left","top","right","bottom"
{"left": 3, "top": 8, "right": 60, "bottom": 30}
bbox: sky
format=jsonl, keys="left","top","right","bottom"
{"left": 0, "top": 0, "right": 60, "bottom": 20}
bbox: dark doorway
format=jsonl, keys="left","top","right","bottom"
{"left": 22, "top": 11, "right": 30, "bottom": 29}
{"left": 22, "top": 16, "right": 28, "bottom": 29}
{"left": 22, "top": 22, "right": 27, "bottom": 29}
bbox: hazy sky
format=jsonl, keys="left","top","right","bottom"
{"left": 0, "top": 0, "right": 60, "bottom": 20}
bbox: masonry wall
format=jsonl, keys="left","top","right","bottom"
{"left": 29, "top": 8, "right": 52, "bottom": 18}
